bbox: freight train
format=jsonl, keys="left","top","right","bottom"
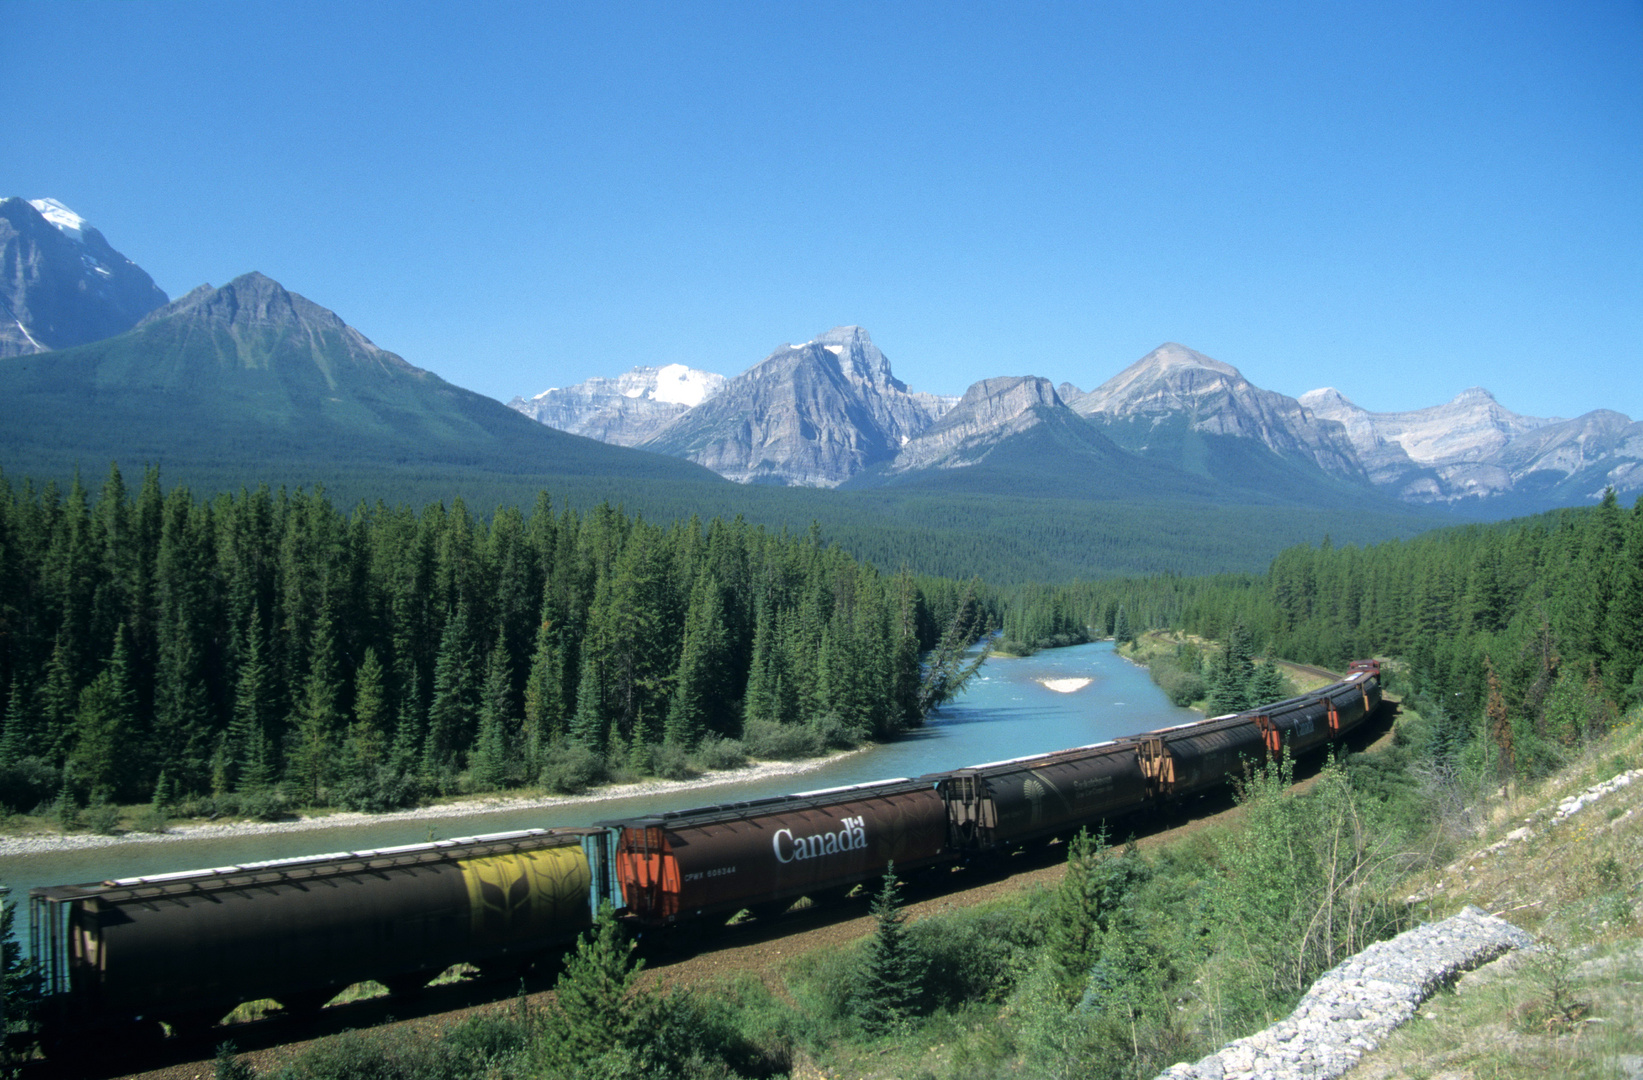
{"left": 21, "top": 661, "right": 1381, "bottom": 1047}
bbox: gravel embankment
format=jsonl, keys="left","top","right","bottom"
{"left": 1155, "top": 906, "right": 1534, "bottom": 1080}
{"left": 0, "top": 752, "right": 862, "bottom": 859}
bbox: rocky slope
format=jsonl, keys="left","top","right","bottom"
{"left": 507, "top": 363, "right": 727, "bottom": 446}
{"left": 882, "top": 375, "right": 1068, "bottom": 473}
{"left": 1300, "top": 387, "right": 1642, "bottom": 505}
{"left": 0, "top": 197, "right": 169, "bottom": 356}
{"left": 640, "top": 325, "right": 955, "bottom": 486}
{"left": 1067, "top": 343, "right": 1367, "bottom": 481}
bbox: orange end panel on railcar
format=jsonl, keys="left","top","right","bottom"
{"left": 611, "top": 783, "right": 949, "bottom": 925}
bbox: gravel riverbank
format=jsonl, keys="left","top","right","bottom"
{"left": 0, "top": 751, "right": 864, "bottom": 860}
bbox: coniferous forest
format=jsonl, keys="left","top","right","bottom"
{"left": 1031, "top": 491, "right": 1643, "bottom": 778}
{"left": 0, "top": 464, "right": 994, "bottom": 818}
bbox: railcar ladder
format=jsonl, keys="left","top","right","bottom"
{"left": 1252, "top": 714, "right": 1280, "bottom": 756}
{"left": 1136, "top": 738, "right": 1172, "bottom": 798}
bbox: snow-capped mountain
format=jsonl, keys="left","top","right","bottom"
{"left": 1301, "top": 387, "right": 1641, "bottom": 506}
{"left": 0, "top": 197, "right": 169, "bottom": 357}
{"left": 638, "top": 326, "right": 956, "bottom": 486}
{"left": 507, "top": 363, "right": 727, "bottom": 446}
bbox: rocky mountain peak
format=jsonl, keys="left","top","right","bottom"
{"left": 1066, "top": 343, "right": 1365, "bottom": 480}
{"left": 135, "top": 272, "right": 416, "bottom": 383}
{"left": 146, "top": 271, "right": 329, "bottom": 331}
{"left": 880, "top": 376, "right": 1074, "bottom": 476}
{"left": 1073, "top": 343, "right": 1247, "bottom": 416}
{"left": 0, "top": 196, "right": 169, "bottom": 356}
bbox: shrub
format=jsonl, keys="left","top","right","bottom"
{"left": 1150, "top": 658, "right": 1208, "bottom": 708}
{"left": 0, "top": 756, "right": 60, "bottom": 816}
{"left": 742, "top": 720, "right": 824, "bottom": 760}
{"left": 84, "top": 798, "right": 122, "bottom": 835}
{"left": 692, "top": 735, "right": 748, "bottom": 771}
{"left": 647, "top": 742, "right": 698, "bottom": 782}
{"left": 539, "top": 742, "right": 607, "bottom": 795}
{"left": 335, "top": 765, "right": 424, "bottom": 813}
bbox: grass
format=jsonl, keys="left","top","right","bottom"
{"left": 1352, "top": 715, "right": 1643, "bottom": 1079}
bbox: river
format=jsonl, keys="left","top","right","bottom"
{"left": 0, "top": 641, "right": 1195, "bottom": 931}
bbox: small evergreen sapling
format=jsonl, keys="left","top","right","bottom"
{"left": 854, "top": 862, "right": 921, "bottom": 1036}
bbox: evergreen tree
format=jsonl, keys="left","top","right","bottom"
{"left": 228, "top": 612, "right": 276, "bottom": 793}
{"left": 342, "top": 646, "right": 388, "bottom": 794}
{"left": 1249, "top": 657, "right": 1288, "bottom": 707}
{"left": 69, "top": 628, "right": 137, "bottom": 800}
{"left": 546, "top": 903, "right": 648, "bottom": 1068}
{"left": 1045, "top": 827, "right": 1150, "bottom": 1003}
{"left": 1208, "top": 620, "right": 1257, "bottom": 714}
{"left": 290, "top": 612, "right": 344, "bottom": 805}
{"left": 522, "top": 614, "right": 566, "bottom": 758}
{"left": 1113, "top": 604, "right": 1133, "bottom": 647}
{"left": 424, "top": 601, "right": 479, "bottom": 775}
{"left": 853, "top": 863, "right": 920, "bottom": 1036}
{"left": 468, "top": 630, "right": 512, "bottom": 790}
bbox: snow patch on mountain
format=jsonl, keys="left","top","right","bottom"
{"left": 28, "top": 198, "right": 87, "bottom": 241}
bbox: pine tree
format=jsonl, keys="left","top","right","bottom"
{"left": 547, "top": 903, "right": 648, "bottom": 1068}
{"left": 522, "top": 615, "right": 566, "bottom": 758}
{"left": 853, "top": 863, "right": 920, "bottom": 1036}
{"left": 468, "top": 630, "right": 512, "bottom": 790}
{"left": 70, "top": 628, "right": 137, "bottom": 800}
{"left": 290, "top": 612, "right": 344, "bottom": 805}
{"left": 1249, "top": 657, "right": 1288, "bottom": 707}
{"left": 1113, "top": 604, "right": 1133, "bottom": 647}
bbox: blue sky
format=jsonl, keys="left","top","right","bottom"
{"left": 7, "top": 1, "right": 1640, "bottom": 419}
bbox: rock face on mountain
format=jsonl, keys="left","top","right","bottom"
{"left": 1068, "top": 343, "right": 1367, "bottom": 481}
{"left": 0, "top": 197, "right": 169, "bottom": 357}
{"left": 641, "top": 326, "right": 955, "bottom": 486}
{"left": 885, "top": 375, "right": 1068, "bottom": 473}
{"left": 1297, "top": 387, "right": 1639, "bottom": 505}
{"left": 507, "top": 363, "right": 727, "bottom": 446}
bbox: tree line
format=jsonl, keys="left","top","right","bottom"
{"left": 1037, "top": 492, "right": 1643, "bottom": 777}
{"left": 0, "top": 465, "right": 994, "bottom": 816}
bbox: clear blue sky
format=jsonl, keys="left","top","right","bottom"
{"left": 7, "top": 1, "right": 1640, "bottom": 420}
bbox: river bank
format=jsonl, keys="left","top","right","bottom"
{"left": 0, "top": 750, "right": 864, "bottom": 860}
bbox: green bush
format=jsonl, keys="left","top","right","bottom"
{"left": 1150, "top": 658, "right": 1208, "bottom": 708}
{"left": 0, "top": 756, "right": 60, "bottom": 816}
{"left": 647, "top": 742, "right": 698, "bottom": 782}
{"left": 85, "top": 798, "right": 122, "bottom": 835}
{"left": 742, "top": 720, "right": 824, "bottom": 760}
{"left": 539, "top": 741, "right": 609, "bottom": 795}
{"left": 692, "top": 735, "right": 748, "bottom": 771}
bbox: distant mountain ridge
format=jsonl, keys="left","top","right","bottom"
{"left": 1, "top": 197, "right": 169, "bottom": 357}
{"left": 507, "top": 363, "right": 727, "bottom": 446}
{"left": 1301, "top": 386, "right": 1641, "bottom": 508}
{"left": 515, "top": 336, "right": 1640, "bottom": 512}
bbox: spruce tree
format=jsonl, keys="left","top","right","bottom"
{"left": 468, "top": 631, "right": 512, "bottom": 790}
{"left": 547, "top": 903, "right": 648, "bottom": 1068}
{"left": 70, "top": 629, "right": 137, "bottom": 800}
{"left": 854, "top": 863, "right": 920, "bottom": 1036}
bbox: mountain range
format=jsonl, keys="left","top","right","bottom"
{"left": 0, "top": 196, "right": 1628, "bottom": 587}
{"left": 512, "top": 335, "right": 1642, "bottom": 514}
